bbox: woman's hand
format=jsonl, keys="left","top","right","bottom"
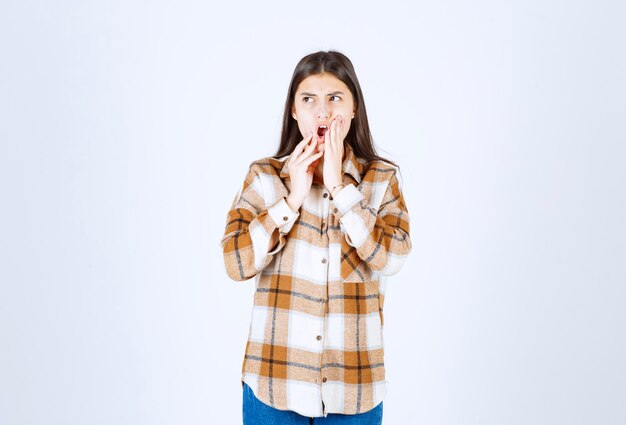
{"left": 323, "top": 114, "right": 348, "bottom": 190}
{"left": 286, "top": 130, "right": 324, "bottom": 211}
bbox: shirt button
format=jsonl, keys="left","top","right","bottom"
{"left": 283, "top": 216, "right": 289, "bottom": 221}
{"left": 316, "top": 335, "right": 322, "bottom": 340}
{"left": 333, "top": 208, "right": 338, "bottom": 213}
{"left": 322, "top": 377, "right": 327, "bottom": 383}
{"left": 321, "top": 258, "right": 327, "bottom": 264}
{"left": 323, "top": 193, "right": 328, "bottom": 198}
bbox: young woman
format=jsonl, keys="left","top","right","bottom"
{"left": 221, "top": 50, "right": 412, "bottom": 424}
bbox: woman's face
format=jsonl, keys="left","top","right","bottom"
{"left": 291, "top": 73, "right": 356, "bottom": 155}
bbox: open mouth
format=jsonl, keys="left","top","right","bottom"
{"left": 317, "top": 125, "right": 328, "bottom": 139}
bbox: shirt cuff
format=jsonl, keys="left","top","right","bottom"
{"left": 330, "top": 184, "right": 364, "bottom": 217}
{"left": 267, "top": 197, "right": 299, "bottom": 234}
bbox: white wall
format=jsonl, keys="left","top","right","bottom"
{"left": 1, "top": 1, "right": 624, "bottom": 424}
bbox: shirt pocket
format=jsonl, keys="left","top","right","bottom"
{"left": 339, "top": 237, "right": 372, "bottom": 283}
{"left": 340, "top": 238, "right": 381, "bottom": 316}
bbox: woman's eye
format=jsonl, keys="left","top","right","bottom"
{"left": 302, "top": 96, "right": 340, "bottom": 102}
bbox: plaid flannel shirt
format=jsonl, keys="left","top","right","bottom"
{"left": 220, "top": 144, "right": 411, "bottom": 417}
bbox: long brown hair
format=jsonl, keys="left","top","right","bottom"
{"left": 273, "top": 50, "right": 398, "bottom": 168}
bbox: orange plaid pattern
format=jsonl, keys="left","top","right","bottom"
{"left": 220, "top": 144, "right": 411, "bottom": 417}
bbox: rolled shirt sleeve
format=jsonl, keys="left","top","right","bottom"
{"left": 221, "top": 163, "right": 299, "bottom": 281}
{"left": 330, "top": 171, "right": 411, "bottom": 276}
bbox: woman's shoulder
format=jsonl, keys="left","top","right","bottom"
{"left": 360, "top": 158, "right": 405, "bottom": 190}
{"left": 360, "top": 157, "right": 400, "bottom": 178}
{"left": 245, "top": 154, "right": 289, "bottom": 177}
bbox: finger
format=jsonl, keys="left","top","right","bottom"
{"left": 294, "top": 137, "right": 318, "bottom": 165}
{"left": 291, "top": 138, "right": 310, "bottom": 161}
{"left": 331, "top": 117, "right": 341, "bottom": 150}
{"left": 301, "top": 150, "right": 324, "bottom": 166}
{"left": 325, "top": 129, "right": 333, "bottom": 154}
{"left": 307, "top": 156, "right": 322, "bottom": 174}
{"left": 324, "top": 132, "right": 331, "bottom": 153}
{"left": 326, "top": 120, "right": 336, "bottom": 153}
{"left": 292, "top": 131, "right": 314, "bottom": 157}
{"left": 338, "top": 115, "right": 346, "bottom": 141}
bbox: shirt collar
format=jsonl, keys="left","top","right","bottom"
{"left": 279, "top": 143, "right": 363, "bottom": 184}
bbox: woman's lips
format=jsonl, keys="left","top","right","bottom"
{"left": 317, "top": 126, "right": 328, "bottom": 137}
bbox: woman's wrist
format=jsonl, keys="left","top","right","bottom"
{"left": 285, "top": 194, "right": 302, "bottom": 213}
{"left": 330, "top": 183, "right": 345, "bottom": 198}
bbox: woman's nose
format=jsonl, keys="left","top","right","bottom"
{"left": 317, "top": 107, "right": 329, "bottom": 119}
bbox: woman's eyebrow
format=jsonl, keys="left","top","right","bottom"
{"left": 299, "top": 91, "right": 345, "bottom": 96}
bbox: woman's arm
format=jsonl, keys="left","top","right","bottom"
{"left": 331, "top": 168, "right": 411, "bottom": 276}
{"left": 220, "top": 163, "right": 299, "bottom": 281}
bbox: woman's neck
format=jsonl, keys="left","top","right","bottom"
{"left": 313, "top": 172, "right": 324, "bottom": 185}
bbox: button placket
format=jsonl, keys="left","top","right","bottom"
{"left": 318, "top": 187, "right": 331, "bottom": 400}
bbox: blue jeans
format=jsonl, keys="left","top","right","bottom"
{"left": 242, "top": 382, "right": 383, "bottom": 424}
